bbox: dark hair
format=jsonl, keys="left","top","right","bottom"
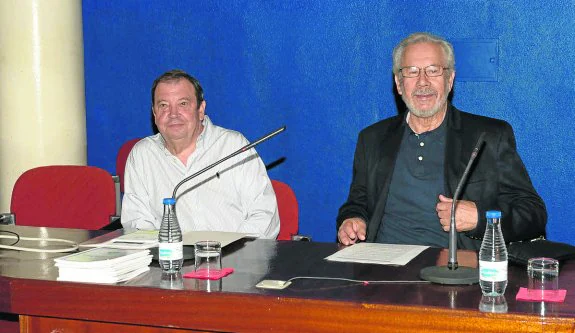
{"left": 151, "top": 69, "right": 205, "bottom": 108}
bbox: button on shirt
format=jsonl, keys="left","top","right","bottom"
{"left": 121, "top": 115, "right": 280, "bottom": 239}
{"left": 376, "top": 116, "right": 448, "bottom": 247}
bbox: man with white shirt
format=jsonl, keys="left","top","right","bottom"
{"left": 121, "top": 69, "right": 280, "bottom": 238}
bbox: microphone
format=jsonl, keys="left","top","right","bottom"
{"left": 171, "top": 126, "right": 286, "bottom": 200}
{"left": 419, "top": 132, "right": 486, "bottom": 285}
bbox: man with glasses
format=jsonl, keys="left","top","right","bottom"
{"left": 336, "top": 32, "right": 546, "bottom": 249}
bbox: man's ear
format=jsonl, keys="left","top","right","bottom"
{"left": 448, "top": 70, "right": 455, "bottom": 92}
{"left": 394, "top": 74, "right": 403, "bottom": 95}
{"left": 199, "top": 100, "right": 207, "bottom": 120}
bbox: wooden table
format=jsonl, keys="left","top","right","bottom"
{"left": 1, "top": 225, "right": 574, "bottom": 332}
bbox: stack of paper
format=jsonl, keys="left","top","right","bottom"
{"left": 80, "top": 230, "right": 250, "bottom": 250}
{"left": 55, "top": 247, "right": 152, "bottom": 284}
{"left": 81, "top": 230, "right": 159, "bottom": 250}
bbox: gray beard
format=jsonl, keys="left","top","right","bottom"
{"left": 400, "top": 83, "right": 450, "bottom": 118}
{"left": 402, "top": 96, "right": 444, "bottom": 118}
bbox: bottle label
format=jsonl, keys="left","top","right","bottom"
{"left": 158, "top": 241, "right": 184, "bottom": 261}
{"left": 479, "top": 260, "right": 508, "bottom": 282}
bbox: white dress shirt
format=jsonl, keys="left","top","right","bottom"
{"left": 121, "top": 115, "right": 280, "bottom": 239}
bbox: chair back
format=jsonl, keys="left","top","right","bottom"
{"left": 10, "top": 165, "right": 117, "bottom": 229}
{"left": 116, "top": 138, "right": 141, "bottom": 193}
{"left": 271, "top": 180, "right": 298, "bottom": 240}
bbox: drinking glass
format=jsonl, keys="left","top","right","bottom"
{"left": 527, "top": 257, "right": 559, "bottom": 298}
{"left": 194, "top": 240, "right": 222, "bottom": 278}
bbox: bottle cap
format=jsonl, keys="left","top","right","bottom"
{"left": 163, "top": 198, "right": 176, "bottom": 205}
{"left": 486, "top": 210, "right": 502, "bottom": 219}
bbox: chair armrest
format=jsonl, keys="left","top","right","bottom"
{"left": 112, "top": 175, "right": 121, "bottom": 216}
{"left": 0, "top": 213, "right": 15, "bottom": 225}
{"left": 291, "top": 234, "right": 312, "bottom": 242}
{"left": 101, "top": 216, "right": 123, "bottom": 230}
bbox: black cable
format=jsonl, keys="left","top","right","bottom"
{"left": 0, "top": 230, "right": 20, "bottom": 246}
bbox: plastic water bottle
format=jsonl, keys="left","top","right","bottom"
{"left": 158, "top": 198, "right": 183, "bottom": 273}
{"left": 479, "top": 210, "right": 508, "bottom": 296}
{"left": 479, "top": 295, "right": 508, "bottom": 313}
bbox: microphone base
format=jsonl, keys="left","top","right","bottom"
{"left": 419, "top": 265, "right": 479, "bottom": 285}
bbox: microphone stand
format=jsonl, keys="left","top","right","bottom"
{"left": 419, "top": 133, "right": 485, "bottom": 285}
{"left": 171, "top": 126, "right": 286, "bottom": 200}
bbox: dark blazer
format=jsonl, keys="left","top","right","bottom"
{"left": 336, "top": 104, "right": 547, "bottom": 250}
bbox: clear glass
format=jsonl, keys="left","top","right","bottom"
{"left": 527, "top": 257, "right": 559, "bottom": 298}
{"left": 194, "top": 278, "right": 222, "bottom": 292}
{"left": 194, "top": 240, "right": 222, "bottom": 277}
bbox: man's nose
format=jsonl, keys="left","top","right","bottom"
{"left": 416, "top": 71, "right": 431, "bottom": 86}
{"left": 167, "top": 106, "right": 179, "bottom": 117}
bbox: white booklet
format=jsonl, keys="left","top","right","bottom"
{"left": 54, "top": 247, "right": 151, "bottom": 268}
{"left": 57, "top": 266, "right": 150, "bottom": 284}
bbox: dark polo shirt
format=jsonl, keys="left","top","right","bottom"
{"left": 376, "top": 115, "right": 448, "bottom": 247}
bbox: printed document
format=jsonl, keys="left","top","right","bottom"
{"left": 325, "top": 243, "right": 428, "bottom": 266}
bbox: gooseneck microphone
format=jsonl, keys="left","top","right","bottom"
{"left": 447, "top": 132, "right": 486, "bottom": 269}
{"left": 171, "top": 126, "right": 286, "bottom": 200}
{"left": 419, "top": 132, "right": 486, "bottom": 285}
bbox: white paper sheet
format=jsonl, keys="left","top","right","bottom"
{"left": 81, "top": 230, "right": 249, "bottom": 250}
{"left": 183, "top": 231, "right": 250, "bottom": 247}
{"left": 325, "top": 243, "right": 428, "bottom": 266}
{"left": 81, "top": 230, "right": 159, "bottom": 250}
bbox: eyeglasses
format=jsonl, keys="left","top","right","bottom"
{"left": 399, "top": 65, "right": 450, "bottom": 78}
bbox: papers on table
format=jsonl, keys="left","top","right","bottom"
{"left": 325, "top": 243, "right": 428, "bottom": 266}
{"left": 182, "top": 231, "right": 250, "bottom": 247}
{"left": 55, "top": 247, "right": 152, "bottom": 284}
{"left": 80, "top": 230, "right": 250, "bottom": 250}
{"left": 81, "top": 230, "right": 160, "bottom": 250}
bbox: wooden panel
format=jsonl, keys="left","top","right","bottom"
{"left": 0, "top": 317, "right": 18, "bottom": 333}
{"left": 21, "top": 316, "right": 211, "bottom": 333}
{"left": 10, "top": 279, "right": 575, "bottom": 333}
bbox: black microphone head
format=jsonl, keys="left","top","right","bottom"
{"left": 475, "top": 132, "right": 486, "bottom": 149}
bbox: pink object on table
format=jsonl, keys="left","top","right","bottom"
{"left": 183, "top": 268, "right": 234, "bottom": 280}
{"left": 515, "top": 287, "right": 567, "bottom": 303}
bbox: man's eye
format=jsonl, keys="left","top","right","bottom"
{"left": 406, "top": 68, "right": 418, "bottom": 75}
{"left": 180, "top": 101, "right": 188, "bottom": 106}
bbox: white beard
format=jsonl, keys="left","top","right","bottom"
{"left": 401, "top": 83, "right": 450, "bottom": 118}
{"left": 404, "top": 97, "right": 443, "bottom": 118}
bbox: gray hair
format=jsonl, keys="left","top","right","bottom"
{"left": 392, "top": 32, "right": 455, "bottom": 74}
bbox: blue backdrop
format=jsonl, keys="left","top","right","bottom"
{"left": 83, "top": 1, "right": 575, "bottom": 243}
